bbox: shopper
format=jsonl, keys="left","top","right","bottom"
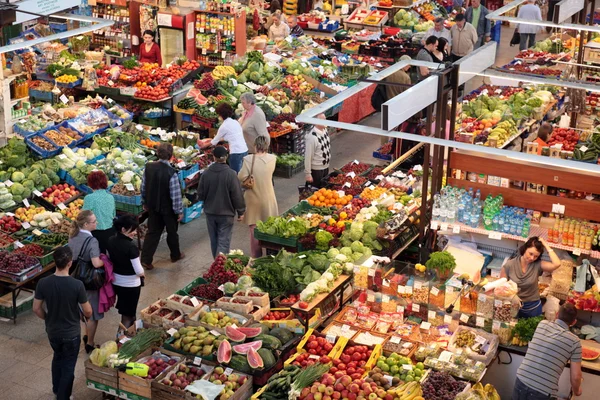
{"left": 500, "top": 236, "right": 561, "bottom": 317}
{"left": 239, "top": 92, "right": 270, "bottom": 154}
{"left": 198, "top": 102, "right": 248, "bottom": 173}
{"left": 139, "top": 30, "right": 162, "bottom": 66}
{"left": 385, "top": 55, "right": 413, "bottom": 101}
{"left": 528, "top": 122, "right": 552, "bottom": 155}
{"left": 517, "top": 0, "right": 542, "bottom": 51}
{"left": 465, "top": 0, "right": 491, "bottom": 48}
{"left": 264, "top": 1, "right": 283, "bottom": 31}
{"left": 434, "top": 37, "right": 451, "bottom": 62}
{"left": 68, "top": 210, "right": 104, "bottom": 354}
{"left": 450, "top": 14, "right": 479, "bottom": 61}
{"left": 268, "top": 13, "right": 290, "bottom": 42}
{"left": 423, "top": 18, "right": 451, "bottom": 45}
{"left": 416, "top": 36, "right": 438, "bottom": 80}
{"left": 141, "top": 143, "right": 185, "bottom": 270}
{"left": 238, "top": 136, "right": 278, "bottom": 258}
{"left": 305, "top": 114, "right": 331, "bottom": 187}
{"left": 33, "top": 247, "right": 92, "bottom": 400}
{"left": 106, "top": 215, "right": 145, "bottom": 330}
{"left": 197, "top": 146, "right": 246, "bottom": 258}
{"left": 289, "top": 15, "right": 305, "bottom": 37}
{"left": 82, "top": 170, "right": 116, "bottom": 253}
{"left": 514, "top": 303, "right": 583, "bottom": 399}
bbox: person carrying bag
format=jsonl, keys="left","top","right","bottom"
{"left": 242, "top": 155, "right": 255, "bottom": 190}
{"left": 71, "top": 236, "right": 105, "bottom": 290}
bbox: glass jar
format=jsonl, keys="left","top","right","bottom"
{"left": 476, "top": 292, "right": 494, "bottom": 316}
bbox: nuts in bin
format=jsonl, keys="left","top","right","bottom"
{"left": 32, "top": 136, "right": 55, "bottom": 150}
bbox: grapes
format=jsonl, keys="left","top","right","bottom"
{"left": 422, "top": 371, "right": 467, "bottom": 400}
{"left": 0, "top": 251, "right": 39, "bottom": 274}
{"left": 190, "top": 282, "right": 222, "bottom": 300}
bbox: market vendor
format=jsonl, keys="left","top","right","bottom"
{"left": 305, "top": 113, "right": 331, "bottom": 187}
{"left": 268, "top": 13, "right": 290, "bottom": 42}
{"left": 501, "top": 236, "right": 562, "bottom": 317}
{"left": 139, "top": 30, "right": 162, "bottom": 66}
{"left": 289, "top": 15, "right": 305, "bottom": 37}
{"left": 528, "top": 122, "right": 551, "bottom": 155}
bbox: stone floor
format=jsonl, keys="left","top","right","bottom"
{"left": 0, "top": 25, "right": 542, "bottom": 399}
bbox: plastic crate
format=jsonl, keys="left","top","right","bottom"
{"left": 115, "top": 202, "right": 144, "bottom": 215}
{"left": 14, "top": 120, "right": 54, "bottom": 138}
{"left": 325, "top": 102, "right": 343, "bottom": 118}
{"left": 177, "top": 163, "right": 200, "bottom": 189}
{"left": 178, "top": 277, "right": 209, "bottom": 296}
{"left": 253, "top": 228, "right": 298, "bottom": 248}
{"left": 373, "top": 150, "right": 393, "bottom": 161}
{"left": 111, "top": 192, "right": 143, "bottom": 206}
{"left": 181, "top": 201, "right": 203, "bottom": 224}
{"left": 137, "top": 116, "right": 171, "bottom": 128}
{"left": 56, "top": 79, "right": 82, "bottom": 88}
{"left": 274, "top": 163, "right": 304, "bottom": 178}
{"left": 0, "top": 290, "right": 34, "bottom": 318}
{"left": 28, "top": 88, "right": 54, "bottom": 102}
{"left": 25, "top": 133, "right": 61, "bottom": 158}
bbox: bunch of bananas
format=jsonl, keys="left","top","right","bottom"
{"left": 56, "top": 74, "right": 78, "bottom": 83}
{"left": 487, "top": 120, "right": 517, "bottom": 147}
{"left": 456, "top": 383, "right": 501, "bottom": 400}
{"left": 211, "top": 66, "right": 236, "bottom": 79}
{"left": 393, "top": 381, "right": 423, "bottom": 400}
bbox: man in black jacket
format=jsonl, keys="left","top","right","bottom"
{"left": 141, "top": 143, "right": 185, "bottom": 269}
{"left": 197, "top": 146, "right": 245, "bottom": 258}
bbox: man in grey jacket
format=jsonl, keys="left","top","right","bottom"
{"left": 465, "top": 0, "right": 491, "bottom": 49}
{"left": 197, "top": 146, "right": 245, "bottom": 258}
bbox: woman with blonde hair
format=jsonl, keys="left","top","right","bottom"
{"left": 68, "top": 210, "right": 104, "bottom": 353}
{"left": 238, "top": 136, "right": 278, "bottom": 257}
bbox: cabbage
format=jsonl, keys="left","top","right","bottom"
{"left": 351, "top": 241, "right": 364, "bottom": 253}
{"left": 223, "top": 282, "right": 236, "bottom": 294}
{"left": 236, "top": 275, "right": 253, "bottom": 290}
{"left": 335, "top": 254, "right": 348, "bottom": 263}
{"left": 340, "top": 247, "right": 353, "bottom": 257}
{"left": 327, "top": 248, "right": 340, "bottom": 258}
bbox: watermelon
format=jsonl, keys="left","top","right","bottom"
{"left": 582, "top": 347, "right": 600, "bottom": 361}
{"left": 225, "top": 325, "right": 246, "bottom": 342}
{"left": 247, "top": 347, "right": 264, "bottom": 369}
{"left": 257, "top": 348, "right": 276, "bottom": 369}
{"left": 248, "top": 323, "right": 270, "bottom": 335}
{"left": 236, "top": 327, "right": 263, "bottom": 338}
{"left": 233, "top": 340, "right": 263, "bottom": 355}
{"left": 218, "top": 340, "right": 232, "bottom": 364}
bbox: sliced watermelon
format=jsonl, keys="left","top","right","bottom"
{"left": 582, "top": 347, "right": 600, "bottom": 361}
{"left": 218, "top": 340, "right": 232, "bottom": 364}
{"left": 233, "top": 341, "right": 263, "bottom": 355}
{"left": 247, "top": 347, "right": 264, "bottom": 369}
{"left": 186, "top": 87, "right": 207, "bottom": 105}
{"left": 225, "top": 325, "right": 246, "bottom": 342}
{"left": 236, "top": 327, "right": 263, "bottom": 338}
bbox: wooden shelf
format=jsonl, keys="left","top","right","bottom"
{"left": 290, "top": 274, "right": 352, "bottom": 314}
{"left": 449, "top": 151, "right": 600, "bottom": 195}
{"left": 448, "top": 178, "right": 600, "bottom": 220}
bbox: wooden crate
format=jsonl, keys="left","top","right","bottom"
{"left": 141, "top": 300, "right": 165, "bottom": 325}
{"left": 151, "top": 360, "right": 216, "bottom": 400}
{"left": 85, "top": 359, "right": 119, "bottom": 391}
{"left": 232, "top": 290, "right": 270, "bottom": 308}
{"left": 215, "top": 297, "right": 254, "bottom": 315}
{"left": 166, "top": 294, "right": 203, "bottom": 315}
{"left": 196, "top": 370, "right": 253, "bottom": 400}
{"left": 152, "top": 308, "right": 174, "bottom": 326}
{"left": 118, "top": 349, "right": 184, "bottom": 400}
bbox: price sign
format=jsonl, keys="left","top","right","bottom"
{"left": 200, "top": 28, "right": 204, "bottom": 32}
{"left": 441, "top": 223, "right": 449, "bottom": 231}
{"left": 398, "top": 285, "right": 405, "bottom": 294}
{"left": 22, "top": 222, "right": 31, "bottom": 229}
{"left": 428, "top": 311, "right": 436, "bottom": 320}
{"left": 326, "top": 334, "right": 336, "bottom": 343}
{"left": 495, "top": 300, "right": 502, "bottom": 307}
{"left": 135, "top": 319, "right": 143, "bottom": 329}
{"left": 353, "top": 159, "right": 360, "bottom": 164}
{"left": 209, "top": 107, "right": 215, "bottom": 113}
{"left": 439, "top": 350, "right": 453, "bottom": 362}
{"left": 119, "top": 337, "right": 131, "bottom": 344}
{"left": 57, "top": 203, "right": 67, "bottom": 210}
{"left": 476, "top": 317, "right": 485, "bottom": 327}
{"left": 402, "top": 364, "right": 414, "bottom": 371}
{"left": 14, "top": 241, "right": 24, "bottom": 248}
{"left": 51, "top": 216, "right": 60, "bottom": 225}
{"left": 430, "top": 287, "right": 439, "bottom": 296}
{"left": 489, "top": 231, "right": 502, "bottom": 240}
{"left": 224, "top": 368, "right": 233, "bottom": 376}
{"left": 320, "top": 92, "right": 325, "bottom": 99}
{"left": 125, "top": 183, "right": 135, "bottom": 191}
{"left": 453, "top": 225, "right": 461, "bottom": 234}
{"left": 346, "top": 171, "right": 356, "bottom": 178}
{"left": 367, "top": 294, "right": 375, "bottom": 302}
{"left": 383, "top": 375, "right": 394, "bottom": 386}
{"left": 368, "top": 268, "right": 375, "bottom": 277}
{"left": 116, "top": 120, "right": 122, "bottom": 126}
{"left": 341, "top": 324, "right": 351, "bottom": 333}
{"left": 202, "top": 48, "right": 207, "bottom": 55}
{"left": 167, "top": 328, "right": 178, "bottom": 336}
{"left": 376, "top": 175, "right": 384, "bottom": 180}
{"left": 33, "top": 190, "right": 42, "bottom": 197}
{"left": 60, "top": 94, "right": 69, "bottom": 104}
{"left": 4, "top": 180, "right": 13, "bottom": 187}
{"left": 58, "top": 154, "right": 67, "bottom": 159}
{"left": 177, "top": 161, "right": 186, "bottom": 168}
{"left": 136, "top": 124, "right": 143, "bottom": 131}
{"left": 222, "top": 51, "right": 227, "bottom": 58}
{"left": 397, "top": 306, "right": 404, "bottom": 313}
{"left": 405, "top": 286, "right": 413, "bottom": 295}
{"left": 573, "top": 248, "right": 582, "bottom": 256}
{"left": 414, "top": 281, "right": 422, "bottom": 289}
{"left": 382, "top": 295, "right": 390, "bottom": 303}
{"left": 210, "top": 330, "right": 221, "bottom": 336}
{"left": 382, "top": 279, "right": 390, "bottom": 287}
{"left": 390, "top": 336, "right": 401, "bottom": 344}
{"left": 23, "top": 198, "right": 30, "bottom": 208}
{"left": 492, "top": 321, "right": 501, "bottom": 331}
{"left": 580, "top": 145, "right": 588, "bottom": 152}
{"left": 298, "top": 254, "right": 306, "bottom": 259}
{"left": 343, "top": 182, "right": 351, "bottom": 188}
{"left": 107, "top": 98, "right": 114, "bottom": 104}
{"left": 430, "top": 221, "right": 439, "bottom": 230}
{"left": 190, "top": 297, "right": 200, "bottom": 307}
{"left": 412, "top": 303, "right": 420, "bottom": 312}
{"left": 193, "top": 356, "right": 203, "bottom": 365}
{"left": 479, "top": 294, "right": 486, "bottom": 302}
{"left": 444, "top": 314, "right": 453, "bottom": 324}
{"left": 491, "top": 269, "right": 501, "bottom": 278}
{"left": 460, "top": 313, "right": 470, "bottom": 323}
{"left": 5, "top": 212, "right": 14, "bottom": 217}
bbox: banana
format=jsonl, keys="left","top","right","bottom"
{"left": 400, "top": 383, "right": 422, "bottom": 400}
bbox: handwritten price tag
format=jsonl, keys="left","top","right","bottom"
{"left": 60, "top": 94, "right": 69, "bottom": 104}
{"left": 453, "top": 225, "right": 461, "bottom": 233}
{"left": 57, "top": 203, "right": 67, "bottom": 210}
{"left": 22, "top": 222, "right": 31, "bottom": 229}
{"left": 326, "top": 334, "right": 336, "bottom": 343}
{"left": 444, "top": 314, "right": 453, "bottom": 324}
{"left": 390, "top": 336, "right": 401, "bottom": 344}
{"left": 402, "top": 364, "right": 414, "bottom": 370}
{"left": 492, "top": 321, "right": 501, "bottom": 330}
{"left": 430, "top": 221, "right": 439, "bottom": 230}
{"left": 397, "top": 305, "right": 404, "bottom": 313}
{"left": 441, "top": 223, "right": 449, "bottom": 231}
{"left": 573, "top": 248, "right": 582, "bottom": 256}
{"left": 4, "top": 180, "right": 13, "bottom": 187}
{"left": 190, "top": 297, "right": 200, "bottom": 307}
{"left": 428, "top": 311, "right": 436, "bottom": 320}
{"left": 33, "top": 190, "right": 42, "bottom": 197}
{"left": 430, "top": 287, "right": 440, "bottom": 296}
{"left": 476, "top": 317, "right": 485, "bottom": 327}
{"left": 125, "top": 183, "right": 135, "bottom": 191}
{"left": 194, "top": 356, "right": 202, "bottom": 365}
{"left": 23, "top": 198, "right": 30, "bottom": 208}
{"left": 224, "top": 367, "right": 233, "bottom": 375}
{"left": 14, "top": 241, "right": 24, "bottom": 248}
{"left": 412, "top": 303, "right": 420, "bottom": 312}
{"left": 346, "top": 171, "right": 356, "bottom": 178}
{"left": 167, "top": 328, "right": 178, "bottom": 336}
{"left": 460, "top": 313, "right": 470, "bottom": 323}
{"left": 489, "top": 231, "right": 502, "bottom": 240}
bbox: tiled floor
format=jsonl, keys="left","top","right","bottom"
{"left": 0, "top": 26, "right": 531, "bottom": 399}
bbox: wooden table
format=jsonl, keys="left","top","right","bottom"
{"left": 0, "top": 263, "right": 55, "bottom": 324}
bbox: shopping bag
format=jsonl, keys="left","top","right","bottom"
{"left": 298, "top": 183, "right": 318, "bottom": 201}
{"left": 510, "top": 29, "right": 520, "bottom": 46}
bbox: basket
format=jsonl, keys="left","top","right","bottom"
{"left": 178, "top": 277, "right": 209, "bottom": 297}
{"left": 13, "top": 120, "right": 55, "bottom": 138}
{"left": 111, "top": 190, "right": 143, "bottom": 206}
{"left": 181, "top": 201, "right": 203, "bottom": 224}
{"left": 28, "top": 88, "right": 54, "bottom": 103}
{"left": 269, "top": 126, "right": 293, "bottom": 139}
{"left": 118, "top": 350, "right": 183, "bottom": 400}
{"left": 56, "top": 79, "right": 82, "bottom": 88}
{"left": 84, "top": 359, "right": 119, "bottom": 396}
{"left": 373, "top": 150, "right": 393, "bottom": 161}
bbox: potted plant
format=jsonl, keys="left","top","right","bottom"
{"left": 425, "top": 251, "right": 457, "bottom": 280}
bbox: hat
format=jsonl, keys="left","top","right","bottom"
{"left": 399, "top": 55, "right": 412, "bottom": 62}
{"left": 213, "top": 146, "right": 228, "bottom": 159}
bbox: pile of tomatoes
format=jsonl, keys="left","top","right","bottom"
{"left": 548, "top": 128, "right": 579, "bottom": 151}
{"left": 262, "top": 310, "right": 292, "bottom": 321}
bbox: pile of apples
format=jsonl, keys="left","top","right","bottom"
{"left": 160, "top": 363, "right": 205, "bottom": 389}
{"left": 329, "top": 345, "right": 371, "bottom": 380}
{"left": 0, "top": 214, "right": 22, "bottom": 234}
{"left": 282, "top": 75, "right": 314, "bottom": 98}
{"left": 204, "top": 367, "right": 248, "bottom": 400}
{"left": 60, "top": 198, "right": 83, "bottom": 219}
{"left": 42, "top": 184, "right": 79, "bottom": 206}
{"left": 336, "top": 198, "right": 372, "bottom": 221}
{"left": 143, "top": 356, "right": 178, "bottom": 380}
{"left": 291, "top": 335, "right": 335, "bottom": 368}
{"left": 299, "top": 373, "right": 395, "bottom": 400}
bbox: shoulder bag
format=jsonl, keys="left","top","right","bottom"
{"left": 242, "top": 155, "right": 256, "bottom": 190}
{"left": 71, "top": 236, "right": 106, "bottom": 291}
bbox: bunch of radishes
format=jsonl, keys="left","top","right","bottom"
{"left": 203, "top": 254, "right": 239, "bottom": 285}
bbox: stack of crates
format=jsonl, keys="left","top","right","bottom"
{"left": 271, "top": 130, "right": 306, "bottom": 155}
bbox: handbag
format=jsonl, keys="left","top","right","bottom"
{"left": 242, "top": 155, "right": 256, "bottom": 190}
{"left": 510, "top": 29, "right": 520, "bottom": 46}
{"left": 71, "top": 236, "right": 106, "bottom": 291}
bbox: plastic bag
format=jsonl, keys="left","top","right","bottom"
{"left": 90, "top": 340, "right": 118, "bottom": 367}
{"left": 543, "top": 295, "right": 560, "bottom": 321}
{"left": 185, "top": 380, "right": 225, "bottom": 400}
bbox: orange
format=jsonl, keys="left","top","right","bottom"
{"left": 319, "top": 196, "right": 325, "bottom": 202}
{"left": 308, "top": 199, "right": 314, "bottom": 205}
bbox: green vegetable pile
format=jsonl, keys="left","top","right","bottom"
{"left": 256, "top": 216, "right": 309, "bottom": 238}
{"left": 31, "top": 233, "right": 68, "bottom": 248}
{"left": 340, "top": 220, "right": 383, "bottom": 252}
{"left": 0, "top": 150, "right": 61, "bottom": 203}
{"left": 315, "top": 230, "right": 334, "bottom": 250}
{"left": 276, "top": 153, "right": 304, "bottom": 167}
{"left": 425, "top": 251, "right": 457, "bottom": 277}
{"left": 512, "top": 316, "right": 544, "bottom": 344}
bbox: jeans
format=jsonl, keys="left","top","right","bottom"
{"left": 49, "top": 335, "right": 80, "bottom": 400}
{"left": 141, "top": 210, "right": 181, "bottom": 264}
{"left": 513, "top": 378, "right": 555, "bottom": 400}
{"left": 206, "top": 214, "right": 234, "bottom": 258}
{"left": 520, "top": 33, "right": 536, "bottom": 51}
{"left": 228, "top": 152, "right": 248, "bottom": 174}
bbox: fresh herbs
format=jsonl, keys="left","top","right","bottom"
{"left": 512, "top": 316, "right": 544, "bottom": 345}
{"left": 276, "top": 153, "right": 304, "bottom": 167}
{"left": 425, "top": 251, "right": 457, "bottom": 276}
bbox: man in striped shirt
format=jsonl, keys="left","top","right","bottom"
{"left": 514, "top": 303, "right": 583, "bottom": 399}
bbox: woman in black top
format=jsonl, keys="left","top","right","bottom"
{"left": 106, "top": 215, "right": 145, "bottom": 329}
{"left": 433, "top": 37, "right": 450, "bottom": 63}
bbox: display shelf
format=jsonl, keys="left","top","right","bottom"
{"left": 391, "top": 234, "right": 419, "bottom": 259}
{"left": 9, "top": 96, "right": 28, "bottom": 106}
{"left": 432, "top": 218, "right": 600, "bottom": 257}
